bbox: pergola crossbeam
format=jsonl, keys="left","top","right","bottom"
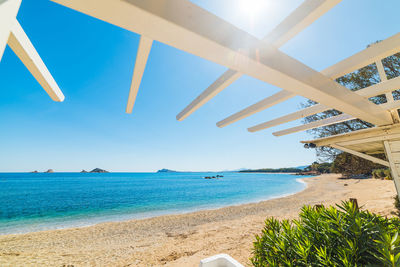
{"left": 261, "top": 99, "right": 400, "bottom": 136}
{"left": 248, "top": 75, "right": 400, "bottom": 133}
{"left": 7, "top": 20, "right": 64, "bottom": 102}
{"left": 217, "top": 90, "right": 295, "bottom": 128}
{"left": 273, "top": 114, "right": 354, "bottom": 137}
{"left": 126, "top": 35, "right": 153, "bottom": 114}
{"left": 375, "top": 59, "right": 400, "bottom": 122}
{"left": 248, "top": 104, "right": 328, "bottom": 132}
{"left": 337, "top": 133, "right": 400, "bottom": 146}
{"left": 176, "top": 0, "right": 342, "bottom": 121}
{"left": 50, "top": 0, "right": 393, "bottom": 126}
{"left": 322, "top": 32, "right": 400, "bottom": 79}
{"left": 0, "top": 0, "right": 21, "bottom": 60}
{"left": 229, "top": 33, "right": 400, "bottom": 129}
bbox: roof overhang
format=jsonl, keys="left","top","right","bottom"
{"left": 301, "top": 124, "right": 400, "bottom": 155}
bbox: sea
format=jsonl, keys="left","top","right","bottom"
{"left": 0, "top": 172, "right": 308, "bottom": 235}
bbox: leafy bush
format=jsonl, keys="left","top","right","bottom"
{"left": 251, "top": 201, "right": 400, "bottom": 266}
{"left": 372, "top": 169, "right": 392, "bottom": 180}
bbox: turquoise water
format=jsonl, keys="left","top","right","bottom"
{"left": 0, "top": 172, "right": 307, "bottom": 234}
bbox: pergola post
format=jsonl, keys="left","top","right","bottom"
{"left": 0, "top": 0, "right": 21, "bottom": 61}
{"left": 384, "top": 141, "right": 400, "bottom": 199}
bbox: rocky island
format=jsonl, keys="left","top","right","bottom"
{"left": 157, "top": 169, "right": 177, "bottom": 173}
{"left": 90, "top": 168, "right": 108, "bottom": 173}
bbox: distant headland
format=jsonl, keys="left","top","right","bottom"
{"left": 157, "top": 169, "right": 178, "bottom": 173}
{"left": 86, "top": 168, "right": 109, "bottom": 173}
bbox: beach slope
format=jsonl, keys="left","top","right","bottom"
{"left": 0, "top": 174, "right": 397, "bottom": 266}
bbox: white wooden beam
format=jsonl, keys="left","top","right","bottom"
{"left": 126, "top": 35, "right": 153, "bottom": 113}
{"left": 50, "top": 0, "right": 392, "bottom": 126}
{"left": 332, "top": 144, "right": 389, "bottom": 167}
{"left": 357, "top": 75, "right": 400, "bottom": 98}
{"left": 384, "top": 141, "right": 400, "bottom": 198}
{"left": 7, "top": 20, "right": 64, "bottom": 102}
{"left": 272, "top": 114, "right": 353, "bottom": 136}
{"left": 376, "top": 60, "right": 400, "bottom": 123}
{"left": 175, "top": 0, "right": 342, "bottom": 121}
{"left": 176, "top": 69, "right": 242, "bottom": 120}
{"left": 248, "top": 76, "right": 400, "bottom": 133}
{"left": 302, "top": 124, "right": 400, "bottom": 147}
{"left": 252, "top": 97, "right": 400, "bottom": 136}
{"left": 248, "top": 104, "right": 329, "bottom": 132}
{"left": 0, "top": 0, "right": 21, "bottom": 61}
{"left": 220, "top": 35, "right": 400, "bottom": 129}
{"left": 217, "top": 90, "right": 295, "bottom": 128}
{"left": 337, "top": 133, "right": 400, "bottom": 147}
{"left": 322, "top": 32, "right": 400, "bottom": 79}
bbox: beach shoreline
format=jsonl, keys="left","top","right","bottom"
{"left": 0, "top": 173, "right": 308, "bottom": 236}
{"left": 0, "top": 174, "right": 397, "bottom": 266}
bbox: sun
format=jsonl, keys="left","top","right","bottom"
{"left": 238, "top": 0, "right": 269, "bottom": 18}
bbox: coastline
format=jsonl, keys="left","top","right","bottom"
{"left": 0, "top": 173, "right": 307, "bottom": 236}
{"left": 0, "top": 174, "right": 397, "bottom": 266}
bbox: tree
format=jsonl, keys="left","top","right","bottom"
{"left": 331, "top": 152, "right": 384, "bottom": 176}
{"left": 303, "top": 49, "right": 400, "bottom": 164}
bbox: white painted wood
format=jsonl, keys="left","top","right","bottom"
{"left": 0, "top": 0, "right": 21, "bottom": 61}
{"left": 332, "top": 144, "right": 389, "bottom": 167}
{"left": 390, "top": 141, "right": 400, "bottom": 153}
{"left": 356, "top": 76, "right": 400, "bottom": 98}
{"left": 376, "top": 60, "right": 400, "bottom": 122}
{"left": 217, "top": 90, "right": 295, "bottom": 128}
{"left": 384, "top": 141, "right": 400, "bottom": 198}
{"left": 182, "top": 30, "right": 400, "bottom": 126}
{"left": 176, "top": 0, "right": 341, "bottom": 121}
{"left": 126, "top": 35, "right": 153, "bottom": 113}
{"left": 381, "top": 100, "right": 400, "bottom": 111}
{"left": 303, "top": 124, "right": 400, "bottom": 147}
{"left": 337, "top": 133, "right": 400, "bottom": 147}
{"left": 392, "top": 151, "right": 400, "bottom": 164}
{"left": 199, "top": 254, "right": 244, "bottom": 267}
{"left": 322, "top": 32, "right": 400, "bottom": 79}
{"left": 248, "top": 76, "right": 400, "bottom": 133}
{"left": 248, "top": 104, "right": 329, "bottom": 132}
{"left": 272, "top": 114, "right": 354, "bottom": 136}
{"left": 176, "top": 69, "right": 242, "bottom": 121}
{"left": 7, "top": 20, "right": 64, "bottom": 102}
{"left": 50, "top": 0, "right": 393, "bottom": 126}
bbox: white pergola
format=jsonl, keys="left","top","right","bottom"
{"left": 1, "top": 0, "right": 400, "bottom": 197}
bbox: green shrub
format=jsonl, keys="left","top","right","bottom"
{"left": 251, "top": 201, "right": 400, "bottom": 266}
{"left": 372, "top": 169, "right": 392, "bottom": 180}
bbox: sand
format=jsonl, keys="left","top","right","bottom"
{"left": 0, "top": 174, "right": 397, "bottom": 267}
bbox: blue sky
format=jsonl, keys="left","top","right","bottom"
{"left": 0, "top": 0, "right": 399, "bottom": 172}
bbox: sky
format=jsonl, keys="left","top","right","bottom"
{"left": 0, "top": 0, "right": 399, "bottom": 172}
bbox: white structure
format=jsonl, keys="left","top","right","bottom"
{"left": 2, "top": 0, "right": 400, "bottom": 200}
{"left": 199, "top": 254, "right": 244, "bottom": 267}
{"left": 0, "top": 0, "right": 64, "bottom": 102}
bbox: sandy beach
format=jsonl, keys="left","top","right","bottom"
{"left": 0, "top": 174, "right": 397, "bottom": 267}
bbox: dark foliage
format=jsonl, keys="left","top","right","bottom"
{"left": 330, "top": 152, "right": 386, "bottom": 176}
{"left": 304, "top": 162, "right": 332, "bottom": 173}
